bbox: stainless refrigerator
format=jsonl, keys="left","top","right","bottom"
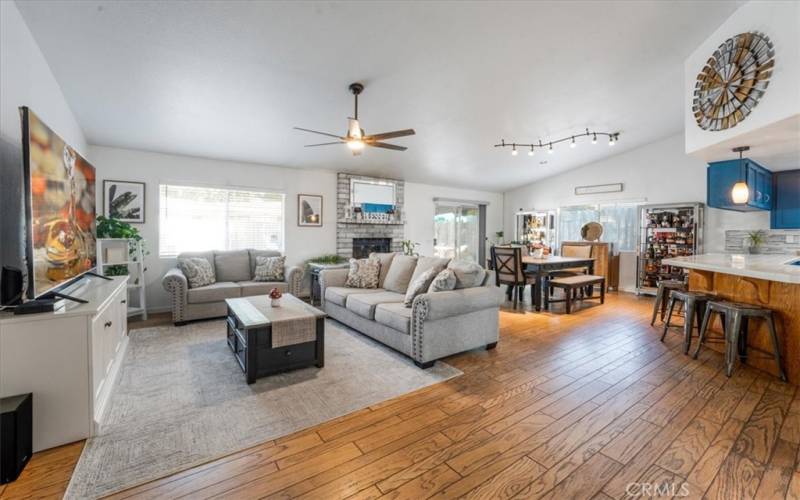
{"left": 636, "top": 202, "right": 704, "bottom": 295}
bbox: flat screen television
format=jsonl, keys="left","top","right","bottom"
{"left": 21, "top": 107, "right": 97, "bottom": 299}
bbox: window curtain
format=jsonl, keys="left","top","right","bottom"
{"left": 557, "top": 203, "right": 638, "bottom": 252}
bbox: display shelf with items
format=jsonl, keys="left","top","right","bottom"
{"left": 96, "top": 238, "right": 147, "bottom": 320}
{"left": 636, "top": 203, "right": 703, "bottom": 295}
{"left": 515, "top": 210, "right": 556, "bottom": 254}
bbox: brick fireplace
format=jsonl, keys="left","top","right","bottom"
{"left": 336, "top": 173, "right": 405, "bottom": 257}
{"left": 352, "top": 238, "right": 392, "bottom": 259}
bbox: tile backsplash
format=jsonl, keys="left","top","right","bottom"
{"left": 725, "top": 229, "right": 800, "bottom": 254}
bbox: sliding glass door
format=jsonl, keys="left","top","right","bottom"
{"left": 434, "top": 203, "right": 480, "bottom": 262}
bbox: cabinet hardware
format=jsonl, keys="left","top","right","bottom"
{"left": 121, "top": 300, "right": 127, "bottom": 304}
{"left": 104, "top": 321, "right": 113, "bottom": 328}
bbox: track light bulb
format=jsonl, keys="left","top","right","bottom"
{"left": 608, "top": 135, "right": 616, "bottom": 146}
{"left": 591, "top": 133, "right": 597, "bottom": 144}
{"left": 570, "top": 137, "right": 576, "bottom": 149}
{"left": 548, "top": 143, "right": 554, "bottom": 154}
{"left": 511, "top": 145, "right": 518, "bottom": 156}
{"left": 528, "top": 146, "right": 534, "bottom": 156}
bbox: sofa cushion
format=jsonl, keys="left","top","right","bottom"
{"left": 325, "top": 286, "right": 381, "bottom": 307}
{"left": 253, "top": 255, "right": 285, "bottom": 281}
{"left": 409, "top": 256, "right": 450, "bottom": 285}
{"left": 346, "top": 292, "right": 406, "bottom": 320}
{"left": 178, "top": 257, "right": 216, "bottom": 289}
{"left": 447, "top": 259, "right": 487, "bottom": 289}
{"left": 383, "top": 255, "right": 418, "bottom": 294}
{"left": 187, "top": 282, "right": 241, "bottom": 304}
{"left": 369, "top": 252, "right": 398, "bottom": 288}
{"left": 375, "top": 302, "right": 412, "bottom": 334}
{"left": 249, "top": 249, "right": 282, "bottom": 277}
{"left": 239, "top": 281, "right": 287, "bottom": 297}
{"left": 215, "top": 250, "right": 251, "bottom": 282}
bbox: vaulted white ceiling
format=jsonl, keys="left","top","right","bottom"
{"left": 17, "top": 0, "right": 743, "bottom": 192}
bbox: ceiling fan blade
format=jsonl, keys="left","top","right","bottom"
{"left": 304, "top": 141, "right": 344, "bottom": 147}
{"left": 293, "top": 127, "right": 345, "bottom": 140}
{"left": 368, "top": 142, "right": 408, "bottom": 151}
{"left": 364, "top": 129, "right": 416, "bottom": 141}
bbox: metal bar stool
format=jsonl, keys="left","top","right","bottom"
{"left": 694, "top": 300, "right": 786, "bottom": 382}
{"left": 650, "top": 279, "right": 687, "bottom": 326}
{"left": 660, "top": 290, "right": 716, "bottom": 354}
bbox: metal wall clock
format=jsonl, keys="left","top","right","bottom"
{"left": 692, "top": 31, "right": 775, "bottom": 131}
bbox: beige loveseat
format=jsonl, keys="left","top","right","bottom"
{"left": 162, "top": 249, "right": 302, "bottom": 325}
{"left": 320, "top": 253, "right": 504, "bottom": 368}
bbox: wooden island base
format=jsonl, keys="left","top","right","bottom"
{"left": 688, "top": 269, "right": 800, "bottom": 384}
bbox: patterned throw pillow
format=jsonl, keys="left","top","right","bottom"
{"left": 345, "top": 258, "right": 380, "bottom": 289}
{"left": 254, "top": 255, "right": 285, "bottom": 282}
{"left": 427, "top": 268, "right": 457, "bottom": 293}
{"left": 404, "top": 268, "right": 438, "bottom": 307}
{"left": 178, "top": 257, "right": 216, "bottom": 289}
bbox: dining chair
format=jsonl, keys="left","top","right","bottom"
{"left": 491, "top": 246, "right": 536, "bottom": 309}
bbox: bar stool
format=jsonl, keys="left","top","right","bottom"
{"left": 694, "top": 300, "right": 786, "bottom": 382}
{"left": 660, "top": 290, "right": 716, "bottom": 354}
{"left": 650, "top": 279, "right": 687, "bottom": 326}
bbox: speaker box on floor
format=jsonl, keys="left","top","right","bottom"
{"left": 1, "top": 266, "right": 23, "bottom": 306}
{"left": 0, "top": 393, "right": 32, "bottom": 484}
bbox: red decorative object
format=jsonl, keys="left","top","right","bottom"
{"left": 269, "top": 288, "right": 283, "bottom": 300}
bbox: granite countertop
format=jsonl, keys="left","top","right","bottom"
{"left": 662, "top": 253, "right": 800, "bottom": 284}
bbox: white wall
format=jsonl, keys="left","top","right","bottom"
{"left": 89, "top": 145, "right": 503, "bottom": 311}
{"left": 0, "top": 0, "right": 87, "bottom": 273}
{"left": 503, "top": 133, "right": 771, "bottom": 255}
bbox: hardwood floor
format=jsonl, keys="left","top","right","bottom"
{"left": 4, "top": 292, "right": 798, "bottom": 499}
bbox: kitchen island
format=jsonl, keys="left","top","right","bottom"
{"left": 663, "top": 253, "right": 800, "bottom": 383}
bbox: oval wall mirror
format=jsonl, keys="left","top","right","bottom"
{"left": 581, "top": 222, "right": 603, "bottom": 241}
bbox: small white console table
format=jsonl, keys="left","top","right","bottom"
{"left": 0, "top": 276, "right": 129, "bottom": 452}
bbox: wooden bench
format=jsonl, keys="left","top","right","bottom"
{"left": 547, "top": 275, "right": 605, "bottom": 313}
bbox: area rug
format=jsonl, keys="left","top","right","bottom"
{"left": 65, "top": 319, "right": 461, "bottom": 499}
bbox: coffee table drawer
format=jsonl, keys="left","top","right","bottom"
{"left": 257, "top": 340, "right": 316, "bottom": 368}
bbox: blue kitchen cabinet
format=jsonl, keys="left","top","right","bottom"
{"left": 707, "top": 159, "right": 773, "bottom": 211}
{"left": 771, "top": 169, "right": 800, "bottom": 229}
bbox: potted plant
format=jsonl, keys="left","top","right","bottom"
{"left": 96, "top": 215, "right": 148, "bottom": 277}
{"left": 746, "top": 230, "right": 767, "bottom": 254}
{"left": 269, "top": 287, "right": 283, "bottom": 307}
{"left": 401, "top": 240, "right": 419, "bottom": 256}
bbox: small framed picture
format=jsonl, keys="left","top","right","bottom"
{"left": 298, "top": 194, "right": 323, "bottom": 227}
{"left": 104, "top": 180, "right": 146, "bottom": 223}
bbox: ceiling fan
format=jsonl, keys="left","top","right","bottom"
{"left": 294, "top": 83, "right": 415, "bottom": 156}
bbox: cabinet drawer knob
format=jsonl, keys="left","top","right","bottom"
{"left": 105, "top": 321, "right": 113, "bottom": 328}
{"left": 285, "top": 350, "right": 292, "bottom": 356}
{"left": 121, "top": 300, "right": 127, "bottom": 304}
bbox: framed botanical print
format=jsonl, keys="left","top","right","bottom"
{"left": 298, "top": 194, "right": 323, "bottom": 227}
{"left": 104, "top": 180, "right": 146, "bottom": 223}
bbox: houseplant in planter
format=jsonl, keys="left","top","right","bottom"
{"left": 269, "top": 287, "right": 283, "bottom": 307}
{"left": 96, "top": 215, "right": 148, "bottom": 280}
{"left": 746, "top": 230, "right": 767, "bottom": 254}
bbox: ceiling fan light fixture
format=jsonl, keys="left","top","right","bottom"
{"left": 347, "top": 139, "right": 365, "bottom": 151}
{"left": 348, "top": 119, "right": 362, "bottom": 140}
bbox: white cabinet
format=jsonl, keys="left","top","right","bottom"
{"left": 0, "top": 276, "right": 129, "bottom": 452}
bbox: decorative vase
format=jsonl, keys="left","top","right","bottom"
{"left": 271, "top": 298, "right": 281, "bottom": 307}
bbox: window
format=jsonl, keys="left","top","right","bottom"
{"left": 557, "top": 202, "right": 638, "bottom": 252}
{"left": 159, "top": 184, "right": 284, "bottom": 257}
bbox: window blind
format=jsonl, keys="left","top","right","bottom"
{"left": 159, "top": 184, "right": 284, "bottom": 257}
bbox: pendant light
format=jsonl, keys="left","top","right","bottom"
{"left": 731, "top": 146, "right": 750, "bottom": 204}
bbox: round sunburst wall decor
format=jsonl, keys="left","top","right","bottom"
{"left": 692, "top": 31, "right": 775, "bottom": 131}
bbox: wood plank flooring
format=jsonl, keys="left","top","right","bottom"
{"left": 4, "top": 292, "right": 799, "bottom": 499}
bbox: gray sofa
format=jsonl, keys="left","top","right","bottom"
{"left": 162, "top": 249, "right": 302, "bottom": 324}
{"left": 320, "top": 254, "right": 504, "bottom": 368}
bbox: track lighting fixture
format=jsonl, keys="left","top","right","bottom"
{"left": 495, "top": 128, "right": 620, "bottom": 156}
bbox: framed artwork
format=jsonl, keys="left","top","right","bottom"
{"left": 298, "top": 194, "right": 323, "bottom": 226}
{"left": 104, "top": 180, "right": 146, "bottom": 223}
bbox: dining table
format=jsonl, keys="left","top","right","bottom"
{"left": 521, "top": 255, "right": 595, "bottom": 312}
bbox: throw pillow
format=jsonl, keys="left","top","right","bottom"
{"left": 253, "top": 255, "right": 285, "bottom": 282}
{"left": 369, "top": 252, "right": 398, "bottom": 288}
{"left": 447, "top": 260, "right": 487, "bottom": 289}
{"left": 345, "top": 258, "right": 380, "bottom": 289}
{"left": 427, "top": 268, "right": 457, "bottom": 293}
{"left": 404, "top": 268, "right": 438, "bottom": 307}
{"left": 408, "top": 256, "right": 450, "bottom": 285}
{"left": 178, "top": 257, "right": 216, "bottom": 289}
{"left": 383, "top": 255, "right": 418, "bottom": 294}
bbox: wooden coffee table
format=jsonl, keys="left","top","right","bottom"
{"left": 225, "top": 294, "right": 326, "bottom": 384}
